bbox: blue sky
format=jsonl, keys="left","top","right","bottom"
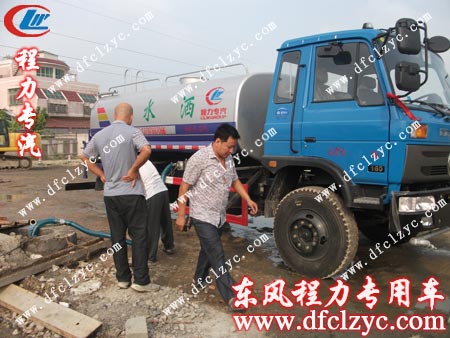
{"left": 0, "top": 0, "right": 449, "bottom": 91}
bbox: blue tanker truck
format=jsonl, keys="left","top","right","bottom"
{"left": 89, "top": 18, "right": 450, "bottom": 278}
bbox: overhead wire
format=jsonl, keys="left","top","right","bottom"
{"left": 0, "top": 2, "right": 274, "bottom": 80}
{"left": 56, "top": 0, "right": 273, "bottom": 70}
{"left": 0, "top": 44, "right": 167, "bottom": 77}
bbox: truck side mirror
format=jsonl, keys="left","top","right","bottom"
{"left": 395, "top": 18, "right": 421, "bottom": 55}
{"left": 428, "top": 36, "right": 450, "bottom": 54}
{"left": 395, "top": 62, "right": 421, "bottom": 92}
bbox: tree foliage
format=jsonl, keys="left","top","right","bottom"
{"left": 0, "top": 107, "right": 48, "bottom": 133}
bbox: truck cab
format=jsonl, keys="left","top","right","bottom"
{"left": 263, "top": 18, "right": 450, "bottom": 277}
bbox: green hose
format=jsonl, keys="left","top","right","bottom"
{"left": 29, "top": 217, "right": 132, "bottom": 246}
{"left": 161, "top": 162, "right": 175, "bottom": 183}
{"left": 30, "top": 163, "right": 177, "bottom": 245}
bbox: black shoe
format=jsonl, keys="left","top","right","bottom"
{"left": 228, "top": 297, "right": 246, "bottom": 313}
{"left": 149, "top": 257, "right": 157, "bottom": 263}
{"left": 163, "top": 247, "right": 174, "bottom": 255}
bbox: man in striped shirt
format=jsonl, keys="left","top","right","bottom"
{"left": 175, "top": 123, "right": 258, "bottom": 310}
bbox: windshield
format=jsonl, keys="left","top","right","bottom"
{"left": 383, "top": 42, "right": 450, "bottom": 108}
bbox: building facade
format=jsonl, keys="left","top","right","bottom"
{"left": 0, "top": 51, "right": 99, "bottom": 158}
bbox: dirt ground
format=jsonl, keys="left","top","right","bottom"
{"left": 1, "top": 163, "right": 450, "bottom": 338}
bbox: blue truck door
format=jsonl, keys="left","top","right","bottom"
{"left": 264, "top": 49, "right": 306, "bottom": 156}
{"left": 301, "top": 41, "right": 390, "bottom": 185}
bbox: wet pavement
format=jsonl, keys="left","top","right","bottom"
{"left": 228, "top": 216, "right": 450, "bottom": 337}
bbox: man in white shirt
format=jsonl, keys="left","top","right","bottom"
{"left": 139, "top": 160, "right": 175, "bottom": 262}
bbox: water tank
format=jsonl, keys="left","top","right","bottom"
{"left": 91, "top": 73, "right": 274, "bottom": 161}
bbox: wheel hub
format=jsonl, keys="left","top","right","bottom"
{"left": 289, "top": 212, "right": 327, "bottom": 255}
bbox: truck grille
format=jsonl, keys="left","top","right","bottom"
{"left": 402, "top": 145, "right": 450, "bottom": 183}
{"left": 421, "top": 165, "right": 448, "bottom": 176}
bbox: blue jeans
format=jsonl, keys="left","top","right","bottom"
{"left": 192, "top": 218, "right": 235, "bottom": 303}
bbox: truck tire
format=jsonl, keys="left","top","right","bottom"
{"left": 274, "top": 186, "right": 358, "bottom": 278}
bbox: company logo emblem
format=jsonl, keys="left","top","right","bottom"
{"left": 4, "top": 5, "right": 51, "bottom": 37}
{"left": 205, "top": 87, "right": 224, "bottom": 105}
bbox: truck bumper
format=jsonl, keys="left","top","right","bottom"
{"left": 390, "top": 186, "right": 450, "bottom": 235}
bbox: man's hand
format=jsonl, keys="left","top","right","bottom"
{"left": 247, "top": 199, "right": 258, "bottom": 215}
{"left": 122, "top": 168, "right": 139, "bottom": 187}
{"left": 80, "top": 154, "right": 106, "bottom": 184}
{"left": 176, "top": 214, "right": 186, "bottom": 231}
{"left": 233, "top": 180, "right": 258, "bottom": 216}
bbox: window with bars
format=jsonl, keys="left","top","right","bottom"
{"left": 83, "top": 105, "right": 92, "bottom": 116}
{"left": 37, "top": 66, "right": 53, "bottom": 78}
{"left": 8, "top": 88, "right": 21, "bottom": 106}
{"left": 55, "top": 69, "right": 65, "bottom": 79}
{"left": 48, "top": 103, "right": 67, "bottom": 114}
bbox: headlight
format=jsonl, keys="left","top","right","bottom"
{"left": 399, "top": 196, "right": 435, "bottom": 213}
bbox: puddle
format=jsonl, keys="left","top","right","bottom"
{"left": 230, "top": 216, "right": 284, "bottom": 266}
{"left": 415, "top": 298, "right": 450, "bottom": 312}
{"left": 170, "top": 212, "right": 284, "bottom": 265}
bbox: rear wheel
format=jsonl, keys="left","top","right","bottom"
{"left": 274, "top": 186, "right": 358, "bottom": 278}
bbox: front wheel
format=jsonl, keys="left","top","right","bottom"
{"left": 274, "top": 186, "right": 358, "bottom": 278}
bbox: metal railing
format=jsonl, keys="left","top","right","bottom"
{"left": 164, "top": 63, "right": 249, "bottom": 86}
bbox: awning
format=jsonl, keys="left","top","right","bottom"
{"left": 35, "top": 88, "right": 46, "bottom": 99}
{"left": 45, "top": 117, "right": 89, "bottom": 129}
{"left": 61, "top": 90, "right": 82, "bottom": 102}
